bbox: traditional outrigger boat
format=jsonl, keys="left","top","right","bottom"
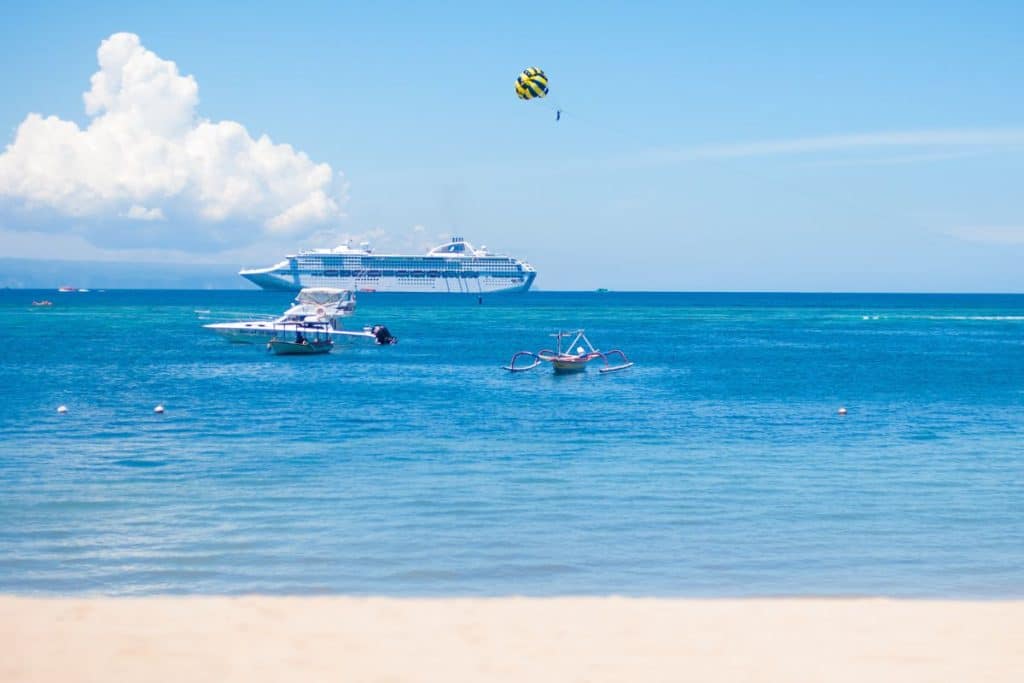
{"left": 504, "top": 330, "right": 634, "bottom": 374}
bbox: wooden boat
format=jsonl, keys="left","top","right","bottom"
{"left": 504, "top": 330, "right": 633, "bottom": 374}
{"left": 550, "top": 355, "right": 591, "bottom": 374}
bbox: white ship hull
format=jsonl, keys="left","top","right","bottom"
{"left": 240, "top": 270, "right": 535, "bottom": 293}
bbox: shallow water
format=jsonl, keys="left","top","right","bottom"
{"left": 1, "top": 290, "right": 1022, "bottom": 596}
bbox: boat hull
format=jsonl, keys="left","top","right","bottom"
{"left": 205, "top": 322, "right": 378, "bottom": 344}
{"left": 552, "top": 359, "right": 589, "bottom": 374}
{"left": 267, "top": 339, "right": 333, "bottom": 355}
{"left": 240, "top": 265, "right": 536, "bottom": 294}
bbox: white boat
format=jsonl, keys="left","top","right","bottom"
{"left": 202, "top": 288, "right": 396, "bottom": 345}
{"left": 239, "top": 237, "right": 536, "bottom": 294}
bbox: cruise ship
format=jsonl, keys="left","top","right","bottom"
{"left": 239, "top": 237, "right": 536, "bottom": 293}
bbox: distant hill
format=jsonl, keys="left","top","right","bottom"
{"left": 0, "top": 258, "right": 255, "bottom": 289}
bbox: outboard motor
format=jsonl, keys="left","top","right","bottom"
{"left": 372, "top": 325, "right": 397, "bottom": 345}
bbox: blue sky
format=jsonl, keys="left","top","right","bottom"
{"left": 1, "top": 1, "right": 1022, "bottom": 290}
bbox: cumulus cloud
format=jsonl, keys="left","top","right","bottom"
{"left": 297, "top": 224, "right": 443, "bottom": 255}
{"left": 0, "top": 33, "right": 343, "bottom": 250}
{"left": 123, "top": 205, "right": 166, "bottom": 221}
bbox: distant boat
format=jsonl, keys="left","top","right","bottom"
{"left": 57, "top": 286, "right": 76, "bottom": 292}
{"left": 77, "top": 288, "right": 90, "bottom": 293}
{"left": 596, "top": 288, "right": 610, "bottom": 293}
{"left": 31, "top": 300, "right": 53, "bottom": 307}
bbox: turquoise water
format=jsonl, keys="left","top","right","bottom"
{"left": 1, "top": 290, "right": 1022, "bottom": 596}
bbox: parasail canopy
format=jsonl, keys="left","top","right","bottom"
{"left": 515, "top": 67, "right": 549, "bottom": 100}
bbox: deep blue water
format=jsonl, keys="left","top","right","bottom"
{"left": 1, "top": 290, "right": 1022, "bottom": 597}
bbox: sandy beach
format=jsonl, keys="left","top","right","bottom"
{"left": 2, "top": 597, "right": 1022, "bottom": 682}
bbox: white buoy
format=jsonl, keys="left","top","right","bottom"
{"left": 57, "top": 405, "right": 68, "bottom": 414}
{"left": 154, "top": 404, "right": 165, "bottom": 414}
{"left": 837, "top": 407, "right": 848, "bottom": 416}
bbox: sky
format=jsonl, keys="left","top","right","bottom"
{"left": 1, "top": 1, "right": 1022, "bottom": 291}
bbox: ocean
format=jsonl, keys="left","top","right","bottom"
{"left": 1, "top": 290, "right": 1022, "bottom": 597}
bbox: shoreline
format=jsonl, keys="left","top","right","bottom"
{"left": 4, "top": 596, "right": 1022, "bottom": 682}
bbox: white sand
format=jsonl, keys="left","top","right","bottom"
{"left": 3, "top": 597, "right": 1022, "bottom": 682}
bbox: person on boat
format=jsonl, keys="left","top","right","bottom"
{"left": 372, "top": 325, "right": 396, "bottom": 345}
{"left": 295, "top": 331, "right": 306, "bottom": 345}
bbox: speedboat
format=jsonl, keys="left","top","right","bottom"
{"left": 202, "top": 288, "right": 394, "bottom": 345}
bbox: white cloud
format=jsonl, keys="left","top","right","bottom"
{"left": 298, "top": 225, "right": 445, "bottom": 255}
{"left": 680, "top": 128, "right": 1024, "bottom": 160}
{"left": 579, "top": 127, "right": 1024, "bottom": 172}
{"left": 793, "top": 151, "right": 977, "bottom": 168}
{"left": 504, "top": 126, "right": 1024, "bottom": 177}
{"left": 123, "top": 205, "right": 166, "bottom": 221}
{"left": 0, "top": 32, "right": 343, "bottom": 250}
{"left": 947, "top": 226, "right": 1024, "bottom": 245}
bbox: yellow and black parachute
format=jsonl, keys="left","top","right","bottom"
{"left": 515, "top": 67, "right": 549, "bottom": 100}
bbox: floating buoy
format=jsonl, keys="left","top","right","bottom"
{"left": 57, "top": 405, "right": 68, "bottom": 414}
{"left": 154, "top": 404, "right": 165, "bottom": 414}
{"left": 837, "top": 407, "right": 848, "bottom": 416}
